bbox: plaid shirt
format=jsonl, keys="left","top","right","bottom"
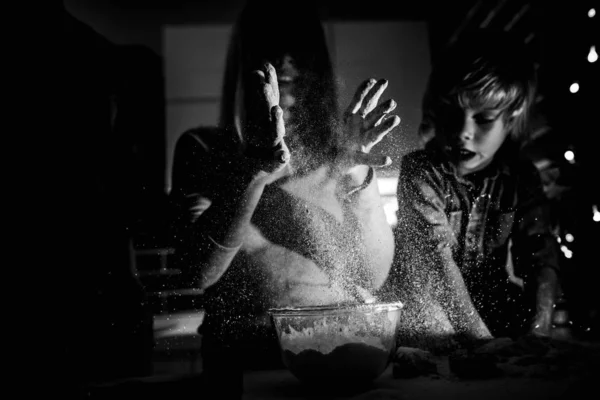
{"left": 392, "top": 143, "right": 560, "bottom": 335}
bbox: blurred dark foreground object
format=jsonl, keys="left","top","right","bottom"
{"left": 84, "top": 374, "right": 208, "bottom": 399}
{"left": 393, "top": 347, "right": 438, "bottom": 378}
{"left": 391, "top": 334, "right": 600, "bottom": 382}
{"left": 62, "top": 4, "right": 158, "bottom": 391}
{"left": 447, "top": 335, "right": 600, "bottom": 380}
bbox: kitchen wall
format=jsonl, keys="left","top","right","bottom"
{"left": 163, "top": 21, "right": 431, "bottom": 197}
{"left": 65, "top": 1, "right": 432, "bottom": 228}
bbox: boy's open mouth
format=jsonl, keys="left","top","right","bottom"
{"left": 458, "top": 148, "right": 476, "bottom": 161}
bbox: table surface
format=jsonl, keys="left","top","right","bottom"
{"left": 86, "top": 353, "right": 592, "bottom": 400}
{"left": 242, "top": 366, "right": 584, "bottom": 400}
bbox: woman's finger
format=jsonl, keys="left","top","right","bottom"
{"left": 270, "top": 105, "right": 286, "bottom": 144}
{"left": 354, "top": 285, "right": 377, "bottom": 304}
{"left": 352, "top": 151, "right": 392, "bottom": 168}
{"left": 358, "top": 79, "right": 388, "bottom": 117}
{"left": 263, "top": 62, "right": 279, "bottom": 107}
{"left": 247, "top": 69, "right": 269, "bottom": 117}
{"left": 251, "top": 68, "right": 266, "bottom": 83}
{"left": 345, "top": 78, "right": 377, "bottom": 119}
{"left": 365, "top": 98, "right": 397, "bottom": 128}
{"left": 367, "top": 115, "right": 400, "bottom": 146}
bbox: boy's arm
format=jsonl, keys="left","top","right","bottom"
{"left": 396, "top": 155, "right": 492, "bottom": 339}
{"left": 511, "top": 163, "right": 560, "bottom": 337}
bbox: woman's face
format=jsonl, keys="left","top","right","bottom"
{"left": 443, "top": 106, "right": 510, "bottom": 176}
{"left": 273, "top": 54, "right": 300, "bottom": 125}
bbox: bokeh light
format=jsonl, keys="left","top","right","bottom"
{"left": 569, "top": 82, "right": 579, "bottom": 93}
{"left": 564, "top": 150, "right": 575, "bottom": 162}
{"left": 560, "top": 245, "right": 573, "bottom": 259}
{"left": 588, "top": 46, "right": 598, "bottom": 63}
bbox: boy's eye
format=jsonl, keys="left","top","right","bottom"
{"left": 474, "top": 114, "right": 499, "bottom": 125}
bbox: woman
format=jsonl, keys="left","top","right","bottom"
{"left": 168, "top": 0, "right": 402, "bottom": 396}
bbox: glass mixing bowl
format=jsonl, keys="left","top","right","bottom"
{"left": 269, "top": 301, "right": 403, "bottom": 385}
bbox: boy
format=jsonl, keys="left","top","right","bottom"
{"left": 388, "top": 30, "right": 560, "bottom": 348}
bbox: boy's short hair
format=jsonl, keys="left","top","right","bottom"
{"left": 421, "top": 29, "right": 537, "bottom": 142}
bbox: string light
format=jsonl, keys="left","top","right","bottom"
{"left": 593, "top": 205, "right": 600, "bottom": 222}
{"left": 589, "top": 45, "right": 598, "bottom": 63}
{"left": 565, "top": 233, "right": 574, "bottom": 242}
{"left": 564, "top": 150, "right": 575, "bottom": 162}
{"left": 569, "top": 82, "right": 579, "bottom": 93}
{"left": 589, "top": 8, "right": 596, "bottom": 18}
{"left": 560, "top": 245, "right": 573, "bottom": 259}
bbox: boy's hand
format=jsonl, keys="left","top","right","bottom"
{"left": 530, "top": 294, "right": 555, "bottom": 337}
{"left": 530, "top": 267, "right": 558, "bottom": 337}
{"left": 530, "top": 312, "right": 553, "bottom": 337}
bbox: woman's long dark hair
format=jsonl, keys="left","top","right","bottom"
{"left": 219, "top": 0, "right": 339, "bottom": 159}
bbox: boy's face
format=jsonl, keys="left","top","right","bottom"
{"left": 444, "top": 107, "right": 510, "bottom": 176}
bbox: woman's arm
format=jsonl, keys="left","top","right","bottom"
{"left": 169, "top": 64, "right": 290, "bottom": 291}
{"left": 343, "top": 165, "right": 394, "bottom": 292}
{"left": 333, "top": 78, "right": 401, "bottom": 293}
{"left": 169, "top": 131, "right": 274, "bottom": 290}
